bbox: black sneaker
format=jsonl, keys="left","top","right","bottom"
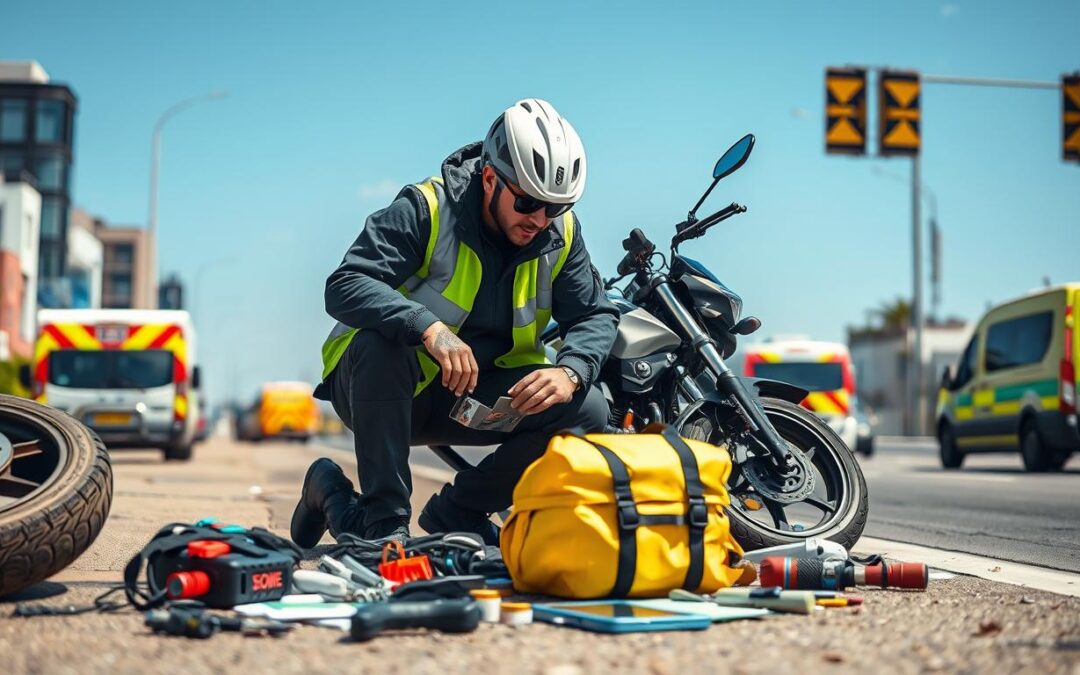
{"left": 290, "top": 458, "right": 355, "bottom": 548}
{"left": 363, "top": 517, "right": 411, "bottom": 545}
{"left": 417, "top": 491, "right": 500, "bottom": 546}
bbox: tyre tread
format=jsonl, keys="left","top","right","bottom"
{"left": 0, "top": 419, "right": 113, "bottom": 597}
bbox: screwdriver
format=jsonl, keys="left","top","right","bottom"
{"left": 669, "top": 587, "right": 816, "bottom": 615}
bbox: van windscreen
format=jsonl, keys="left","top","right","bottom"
{"left": 48, "top": 349, "right": 175, "bottom": 389}
{"left": 751, "top": 362, "right": 844, "bottom": 392}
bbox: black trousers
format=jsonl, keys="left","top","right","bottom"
{"left": 324, "top": 329, "right": 609, "bottom": 530}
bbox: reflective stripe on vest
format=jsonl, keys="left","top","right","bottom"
{"left": 320, "top": 177, "right": 575, "bottom": 395}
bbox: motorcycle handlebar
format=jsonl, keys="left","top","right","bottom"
{"left": 673, "top": 202, "right": 746, "bottom": 246}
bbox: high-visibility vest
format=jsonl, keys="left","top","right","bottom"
{"left": 320, "top": 176, "right": 576, "bottom": 396}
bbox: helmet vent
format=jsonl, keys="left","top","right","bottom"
{"left": 498, "top": 140, "right": 513, "bottom": 168}
{"left": 571, "top": 158, "right": 580, "bottom": 182}
{"left": 555, "top": 166, "right": 565, "bottom": 186}
{"left": 532, "top": 150, "right": 546, "bottom": 182}
{"left": 535, "top": 116, "right": 549, "bottom": 145}
{"left": 520, "top": 101, "right": 533, "bottom": 113}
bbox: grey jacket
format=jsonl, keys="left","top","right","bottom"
{"left": 323, "top": 142, "right": 619, "bottom": 389}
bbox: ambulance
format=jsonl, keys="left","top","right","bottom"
{"left": 22, "top": 309, "right": 201, "bottom": 461}
{"left": 743, "top": 338, "right": 859, "bottom": 451}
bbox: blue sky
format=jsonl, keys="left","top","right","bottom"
{"left": 3, "top": 1, "right": 1078, "bottom": 405}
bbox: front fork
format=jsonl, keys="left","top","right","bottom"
{"left": 653, "top": 281, "right": 793, "bottom": 468}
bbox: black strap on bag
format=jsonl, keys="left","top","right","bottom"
{"left": 588, "top": 439, "right": 639, "bottom": 598}
{"left": 660, "top": 426, "right": 709, "bottom": 591}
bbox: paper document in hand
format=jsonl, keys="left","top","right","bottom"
{"left": 450, "top": 396, "right": 523, "bottom": 432}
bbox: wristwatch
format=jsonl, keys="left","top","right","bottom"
{"left": 560, "top": 365, "right": 582, "bottom": 391}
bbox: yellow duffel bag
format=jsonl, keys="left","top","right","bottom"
{"left": 500, "top": 426, "right": 745, "bottom": 598}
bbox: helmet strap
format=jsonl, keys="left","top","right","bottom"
{"left": 487, "top": 180, "right": 504, "bottom": 232}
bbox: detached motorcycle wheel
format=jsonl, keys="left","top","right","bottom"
{"left": 685, "top": 397, "right": 868, "bottom": 552}
{"left": 0, "top": 395, "right": 113, "bottom": 597}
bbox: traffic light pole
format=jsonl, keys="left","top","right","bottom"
{"left": 922, "top": 75, "right": 1058, "bottom": 91}
{"left": 911, "top": 154, "right": 924, "bottom": 436}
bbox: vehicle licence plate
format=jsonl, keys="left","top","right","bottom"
{"left": 93, "top": 413, "right": 133, "bottom": 426}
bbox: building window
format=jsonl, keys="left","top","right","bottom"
{"left": 109, "top": 273, "right": 132, "bottom": 299}
{"left": 33, "top": 154, "right": 66, "bottom": 191}
{"left": 110, "top": 242, "right": 134, "bottom": 265}
{"left": 0, "top": 99, "right": 28, "bottom": 142}
{"left": 0, "top": 152, "right": 22, "bottom": 175}
{"left": 39, "top": 244, "right": 64, "bottom": 278}
{"left": 40, "top": 197, "right": 63, "bottom": 237}
{"left": 35, "top": 99, "right": 66, "bottom": 144}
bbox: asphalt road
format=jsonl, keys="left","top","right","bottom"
{"left": 860, "top": 439, "right": 1080, "bottom": 574}
{"left": 322, "top": 435, "right": 1080, "bottom": 572}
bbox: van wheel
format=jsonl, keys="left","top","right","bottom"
{"left": 1021, "top": 421, "right": 1067, "bottom": 472}
{"left": 164, "top": 443, "right": 193, "bottom": 462}
{"left": 939, "top": 424, "right": 964, "bottom": 469}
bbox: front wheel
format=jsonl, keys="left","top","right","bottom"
{"left": 682, "top": 397, "right": 868, "bottom": 551}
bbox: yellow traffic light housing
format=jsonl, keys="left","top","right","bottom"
{"left": 879, "top": 70, "right": 921, "bottom": 157}
{"left": 825, "top": 67, "right": 867, "bottom": 155}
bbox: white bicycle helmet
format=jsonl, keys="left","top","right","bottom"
{"left": 482, "top": 98, "right": 586, "bottom": 204}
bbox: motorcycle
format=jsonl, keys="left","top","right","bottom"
{"left": 541, "top": 134, "right": 867, "bottom": 550}
{"left": 0, "top": 395, "right": 113, "bottom": 596}
{"left": 430, "top": 134, "right": 867, "bottom": 551}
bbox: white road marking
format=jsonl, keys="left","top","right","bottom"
{"left": 855, "top": 536, "right": 1080, "bottom": 597}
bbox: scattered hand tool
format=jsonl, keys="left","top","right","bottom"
{"left": 378, "top": 541, "right": 433, "bottom": 584}
{"left": 669, "top": 587, "right": 816, "bottom": 615}
{"left": 739, "top": 538, "right": 848, "bottom": 565}
{"left": 291, "top": 570, "right": 386, "bottom": 602}
{"left": 349, "top": 598, "right": 481, "bottom": 641}
{"left": 144, "top": 606, "right": 293, "bottom": 639}
{"left": 759, "top": 556, "right": 929, "bottom": 591}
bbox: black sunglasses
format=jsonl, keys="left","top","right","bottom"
{"left": 495, "top": 172, "right": 574, "bottom": 218}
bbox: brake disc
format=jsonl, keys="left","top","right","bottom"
{"left": 741, "top": 442, "right": 816, "bottom": 504}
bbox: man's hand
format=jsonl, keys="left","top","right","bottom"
{"left": 508, "top": 367, "right": 576, "bottom": 416}
{"left": 421, "top": 322, "right": 478, "bottom": 397}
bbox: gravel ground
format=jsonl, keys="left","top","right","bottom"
{"left": 2, "top": 437, "right": 1077, "bottom": 674}
{"left": 2, "top": 575, "right": 1077, "bottom": 674}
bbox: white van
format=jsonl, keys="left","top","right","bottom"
{"left": 23, "top": 309, "right": 201, "bottom": 461}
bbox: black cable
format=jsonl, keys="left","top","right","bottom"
{"left": 13, "top": 584, "right": 134, "bottom": 617}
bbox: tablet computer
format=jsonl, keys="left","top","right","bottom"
{"left": 533, "top": 601, "right": 712, "bottom": 634}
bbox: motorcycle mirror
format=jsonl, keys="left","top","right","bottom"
{"left": 686, "top": 133, "right": 756, "bottom": 223}
{"left": 730, "top": 316, "right": 762, "bottom": 336}
{"left": 713, "top": 134, "right": 755, "bottom": 180}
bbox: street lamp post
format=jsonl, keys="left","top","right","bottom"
{"left": 871, "top": 164, "right": 939, "bottom": 434}
{"left": 147, "top": 90, "right": 228, "bottom": 308}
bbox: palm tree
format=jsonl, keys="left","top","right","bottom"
{"left": 874, "top": 298, "right": 911, "bottom": 331}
